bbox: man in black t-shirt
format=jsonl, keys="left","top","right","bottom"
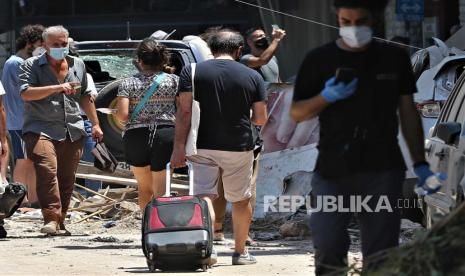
{"left": 291, "top": 0, "right": 438, "bottom": 274}
{"left": 171, "top": 29, "right": 267, "bottom": 266}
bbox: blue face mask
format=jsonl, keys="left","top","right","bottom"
{"left": 49, "top": 46, "right": 69, "bottom": 60}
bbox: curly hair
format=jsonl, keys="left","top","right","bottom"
{"left": 333, "top": 0, "right": 389, "bottom": 13}
{"left": 16, "top": 24, "right": 45, "bottom": 50}
{"left": 136, "top": 38, "right": 171, "bottom": 73}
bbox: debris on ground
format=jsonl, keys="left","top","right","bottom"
{"left": 69, "top": 184, "right": 141, "bottom": 223}
{"left": 279, "top": 221, "right": 309, "bottom": 238}
{"left": 90, "top": 236, "right": 133, "bottom": 243}
{"left": 362, "top": 202, "right": 465, "bottom": 275}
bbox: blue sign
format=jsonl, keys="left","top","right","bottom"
{"left": 396, "top": 0, "right": 424, "bottom": 21}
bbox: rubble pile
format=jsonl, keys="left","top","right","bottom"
{"left": 68, "top": 184, "right": 140, "bottom": 223}
{"left": 363, "top": 202, "right": 465, "bottom": 275}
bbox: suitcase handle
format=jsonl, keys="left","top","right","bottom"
{"left": 165, "top": 162, "right": 194, "bottom": 196}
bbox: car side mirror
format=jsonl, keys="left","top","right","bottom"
{"left": 436, "top": 122, "right": 461, "bottom": 145}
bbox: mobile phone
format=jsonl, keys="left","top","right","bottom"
{"left": 71, "top": 83, "right": 82, "bottom": 93}
{"left": 335, "top": 68, "right": 356, "bottom": 84}
{"left": 272, "top": 24, "right": 280, "bottom": 31}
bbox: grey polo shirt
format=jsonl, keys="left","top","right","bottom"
{"left": 19, "top": 54, "right": 90, "bottom": 142}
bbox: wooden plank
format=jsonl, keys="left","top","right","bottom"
{"left": 71, "top": 205, "right": 114, "bottom": 224}
{"left": 74, "top": 183, "right": 118, "bottom": 202}
{"left": 77, "top": 161, "right": 133, "bottom": 178}
{"left": 75, "top": 173, "right": 189, "bottom": 190}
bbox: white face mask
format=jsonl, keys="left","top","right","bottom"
{"left": 32, "top": 47, "right": 46, "bottom": 57}
{"left": 339, "top": 26, "right": 373, "bottom": 48}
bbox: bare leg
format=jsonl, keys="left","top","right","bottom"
{"left": 151, "top": 170, "right": 166, "bottom": 198}
{"left": 213, "top": 177, "right": 227, "bottom": 232}
{"left": 132, "top": 166, "right": 153, "bottom": 211}
{"left": 14, "top": 159, "right": 37, "bottom": 203}
{"left": 232, "top": 198, "right": 252, "bottom": 254}
{"left": 202, "top": 196, "right": 216, "bottom": 232}
{"left": 1, "top": 151, "right": 8, "bottom": 183}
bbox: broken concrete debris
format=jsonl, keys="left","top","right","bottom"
{"left": 279, "top": 221, "right": 309, "bottom": 238}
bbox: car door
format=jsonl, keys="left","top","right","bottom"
{"left": 425, "top": 73, "right": 465, "bottom": 216}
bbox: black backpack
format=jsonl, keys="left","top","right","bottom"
{"left": 0, "top": 182, "right": 27, "bottom": 218}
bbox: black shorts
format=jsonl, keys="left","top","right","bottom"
{"left": 123, "top": 126, "right": 174, "bottom": 172}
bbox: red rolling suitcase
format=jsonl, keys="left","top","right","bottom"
{"left": 142, "top": 163, "right": 213, "bottom": 272}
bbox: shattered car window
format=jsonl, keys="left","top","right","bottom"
{"left": 80, "top": 51, "right": 137, "bottom": 80}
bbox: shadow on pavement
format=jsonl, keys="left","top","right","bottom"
{"left": 55, "top": 244, "right": 142, "bottom": 250}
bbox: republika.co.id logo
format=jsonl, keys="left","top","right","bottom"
{"left": 263, "top": 195, "right": 405, "bottom": 213}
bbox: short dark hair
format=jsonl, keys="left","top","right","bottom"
{"left": 208, "top": 29, "right": 244, "bottom": 55}
{"left": 208, "top": 29, "right": 244, "bottom": 54}
{"left": 136, "top": 37, "right": 170, "bottom": 71}
{"left": 16, "top": 24, "right": 45, "bottom": 50}
{"left": 333, "top": 0, "right": 388, "bottom": 13}
{"left": 244, "top": 27, "right": 263, "bottom": 40}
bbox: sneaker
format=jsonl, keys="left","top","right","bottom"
{"left": 208, "top": 248, "right": 218, "bottom": 266}
{"left": 214, "top": 230, "right": 225, "bottom": 241}
{"left": 232, "top": 251, "right": 257, "bottom": 265}
{"left": 40, "top": 221, "right": 59, "bottom": 235}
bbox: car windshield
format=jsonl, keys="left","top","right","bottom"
{"left": 79, "top": 51, "right": 137, "bottom": 80}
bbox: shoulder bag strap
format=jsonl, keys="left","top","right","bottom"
{"left": 130, "top": 73, "right": 166, "bottom": 121}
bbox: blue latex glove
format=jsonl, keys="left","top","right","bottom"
{"left": 320, "top": 77, "right": 358, "bottom": 103}
{"left": 413, "top": 163, "right": 447, "bottom": 195}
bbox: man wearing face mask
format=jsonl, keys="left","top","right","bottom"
{"left": 241, "top": 27, "right": 286, "bottom": 83}
{"left": 291, "top": 0, "right": 432, "bottom": 274}
{"left": 19, "top": 25, "right": 103, "bottom": 235}
{"left": 1, "top": 25, "right": 44, "bottom": 206}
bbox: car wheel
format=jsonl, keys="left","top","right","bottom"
{"left": 95, "top": 80, "right": 125, "bottom": 161}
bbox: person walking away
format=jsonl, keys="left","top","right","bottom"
{"left": 213, "top": 25, "right": 283, "bottom": 243}
{"left": 19, "top": 26, "right": 103, "bottom": 235}
{"left": 170, "top": 29, "right": 267, "bottom": 265}
{"left": 1, "top": 24, "right": 44, "bottom": 206}
{"left": 291, "top": 1, "right": 438, "bottom": 274}
{"left": 116, "top": 38, "right": 178, "bottom": 211}
{"left": 240, "top": 27, "right": 286, "bottom": 83}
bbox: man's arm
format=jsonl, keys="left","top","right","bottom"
{"left": 116, "top": 96, "right": 129, "bottom": 122}
{"left": 251, "top": 101, "right": 268, "bottom": 126}
{"left": 170, "top": 92, "right": 193, "bottom": 168}
{"left": 290, "top": 95, "right": 330, "bottom": 122}
{"left": 399, "top": 94, "right": 426, "bottom": 164}
{"left": 80, "top": 95, "right": 103, "bottom": 141}
{"left": 21, "top": 83, "right": 78, "bottom": 101}
{"left": 244, "top": 30, "right": 286, "bottom": 68}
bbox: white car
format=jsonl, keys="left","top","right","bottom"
{"left": 400, "top": 39, "right": 465, "bottom": 180}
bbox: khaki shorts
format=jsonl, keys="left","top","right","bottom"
{"left": 187, "top": 149, "right": 254, "bottom": 202}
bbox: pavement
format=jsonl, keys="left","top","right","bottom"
{"left": 0, "top": 218, "right": 364, "bottom": 275}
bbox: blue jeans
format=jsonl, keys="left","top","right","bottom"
{"left": 81, "top": 120, "right": 102, "bottom": 192}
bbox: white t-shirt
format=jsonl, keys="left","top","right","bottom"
{"left": 0, "top": 81, "right": 5, "bottom": 96}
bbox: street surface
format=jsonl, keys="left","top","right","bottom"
{"left": 0, "top": 219, "right": 366, "bottom": 275}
